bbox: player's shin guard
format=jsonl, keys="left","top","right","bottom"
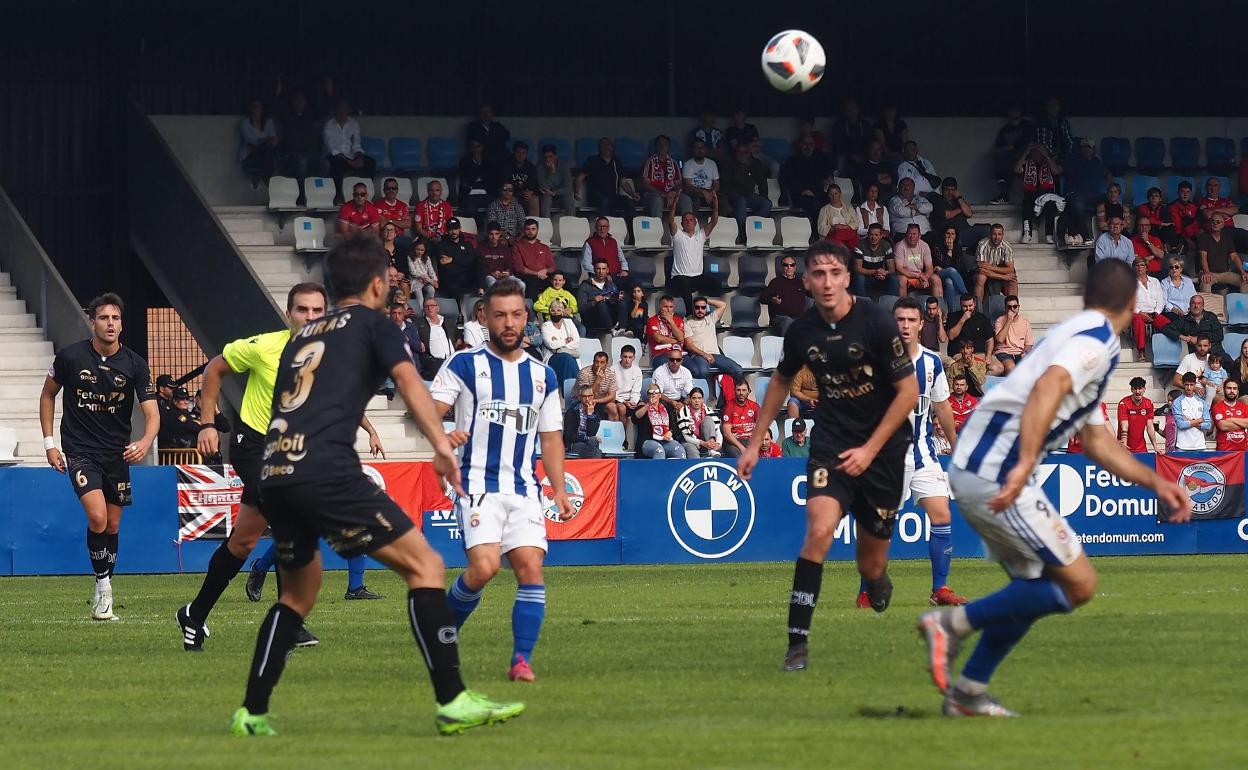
{"left": 960, "top": 619, "right": 1033, "bottom": 686}
{"left": 447, "top": 574, "right": 483, "bottom": 628}
{"left": 511, "top": 585, "right": 546, "bottom": 664}
{"left": 189, "top": 540, "right": 248, "bottom": 624}
{"left": 347, "top": 555, "right": 366, "bottom": 592}
{"left": 242, "top": 603, "right": 303, "bottom": 715}
{"left": 87, "top": 530, "right": 112, "bottom": 580}
{"left": 407, "top": 588, "right": 466, "bottom": 705}
{"left": 929, "top": 525, "right": 952, "bottom": 591}
{"left": 964, "top": 578, "right": 1072, "bottom": 630}
{"left": 787, "top": 558, "right": 823, "bottom": 647}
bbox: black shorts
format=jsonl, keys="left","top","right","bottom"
{"left": 230, "top": 425, "right": 267, "bottom": 508}
{"left": 806, "top": 445, "right": 906, "bottom": 540}
{"left": 261, "top": 474, "right": 415, "bottom": 568}
{"left": 66, "top": 453, "right": 132, "bottom": 506}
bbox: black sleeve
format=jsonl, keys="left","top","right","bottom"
{"left": 562, "top": 407, "right": 577, "bottom": 445}
{"left": 871, "top": 306, "right": 914, "bottom": 383}
{"left": 49, "top": 348, "right": 68, "bottom": 384}
{"left": 371, "top": 313, "right": 414, "bottom": 374}
{"left": 134, "top": 353, "right": 157, "bottom": 402}
{"left": 776, "top": 322, "right": 805, "bottom": 379}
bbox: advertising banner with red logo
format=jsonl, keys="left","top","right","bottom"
{"left": 1155, "top": 452, "right": 1245, "bottom": 521}
{"left": 362, "top": 461, "right": 437, "bottom": 529}
{"left": 536, "top": 459, "right": 618, "bottom": 540}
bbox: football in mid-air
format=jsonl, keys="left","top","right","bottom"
{"left": 761, "top": 30, "right": 825, "bottom": 93}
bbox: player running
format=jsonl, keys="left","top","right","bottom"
{"left": 434, "top": 278, "right": 574, "bottom": 683}
{"left": 917, "top": 259, "right": 1191, "bottom": 717}
{"left": 177, "top": 282, "right": 385, "bottom": 651}
{"left": 39, "top": 293, "right": 160, "bottom": 621}
{"left": 229, "top": 233, "right": 521, "bottom": 737}
{"left": 737, "top": 240, "right": 919, "bottom": 672}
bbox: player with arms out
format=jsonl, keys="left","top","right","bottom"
{"left": 229, "top": 233, "right": 522, "bottom": 737}
{"left": 434, "top": 277, "right": 574, "bottom": 683}
{"left": 917, "top": 259, "right": 1191, "bottom": 717}
{"left": 737, "top": 240, "right": 919, "bottom": 672}
{"left": 39, "top": 293, "right": 160, "bottom": 621}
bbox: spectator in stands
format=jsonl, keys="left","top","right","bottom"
{"left": 830, "top": 98, "right": 870, "bottom": 178}
{"left": 1094, "top": 216, "right": 1134, "bottom": 264}
{"left": 1163, "top": 296, "right": 1224, "bottom": 355}
{"left": 873, "top": 105, "right": 908, "bottom": 160}
{"left": 414, "top": 179, "right": 454, "bottom": 242}
{"left": 724, "top": 110, "right": 759, "bottom": 151}
{"left": 322, "top": 100, "right": 375, "bottom": 203}
{"left": 1228, "top": 338, "right": 1248, "bottom": 390}
{"left": 682, "top": 140, "right": 720, "bottom": 207}
{"left": 563, "top": 384, "right": 603, "bottom": 458}
{"left": 1199, "top": 177, "right": 1246, "bottom": 246}
{"left": 541, "top": 299, "right": 581, "bottom": 383}
{"left": 920, "top": 297, "right": 947, "bottom": 351}
{"left": 1173, "top": 334, "right": 1212, "bottom": 388}
{"left": 513, "top": 218, "right": 557, "bottom": 300}
{"left": 238, "top": 97, "right": 278, "bottom": 188}
{"left": 337, "top": 182, "right": 380, "bottom": 236}
{"left": 948, "top": 374, "right": 978, "bottom": 432}
{"left": 653, "top": 351, "right": 694, "bottom": 409}
{"left": 1013, "top": 142, "right": 1063, "bottom": 244}
{"left": 158, "top": 387, "right": 198, "bottom": 449}
{"left": 1197, "top": 213, "right": 1246, "bottom": 292}
{"left": 274, "top": 83, "right": 327, "bottom": 202}
{"left": 484, "top": 183, "right": 527, "bottom": 243}
{"left": 931, "top": 226, "right": 971, "bottom": 305}
{"left": 1136, "top": 187, "right": 1177, "bottom": 251}
{"left": 1116, "top": 377, "right": 1161, "bottom": 453}
{"left": 1161, "top": 389, "right": 1180, "bottom": 452}
{"left": 646, "top": 294, "right": 686, "bottom": 367}
{"left": 1207, "top": 352, "right": 1229, "bottom": 404}
{"left": 408, "top": 239, "right": 438, "bottom": 299}
{"left": 992, "top": 295, "right": 1034, "bottom": 373}
{"left": 758, "top": 431, "right": 782, "bottom": 458}
{"left": 1169, "top": 181, "right": 1202, "bottom": 258}
{"left": 389, "top": 301, "right": 423, "bottom": 359}
{"left": 760, "top": 255, "right": 808, "bottom": 334}
{"left": 416, "top": 297, "right": 460, "bottom": 379}
{"left": 1095, "top": 182, "right": 1133, "bottom": 235}
{"left": 930, "top": 177, "right": 990, "bottom": 249}
{"left": 1212, "top": 379, "right": 1248, "bottom": 452}
{"left": 377, "top": 178, "right": 413, "bottom": 255}
{"left": 787, "top": 364, "right": 818, "bottom": 419}
{"left": 634, "top": 385, "right": 687, "bottom": 460}
{"left": 946, "top": 339, "right": 993, "bottom": 397}
{"left": 1132, "top": 217, "right": 1166, "bottom": 275}
{"left": 533, "top": 270, "right": 577, "bottom": 321}
{"left": 457, "top": 299, "right": 485, "bottom": 348}
{"left": 781, "top": 418, "right": 810, "bottom": 457}
{"left": 780, "top": 137, "right": 832, "bottom": 225}
{"left": 1057, "top": 138, "right": 1107, "bottom": 245}
{"left": 894, "top": 223, "right": 942, "bottom": 302}
{"left": 888, "top": 178, "right": 933, "bottom": 236}
{"left": 946, "top": 294, "right": 998, "bottom": 361}
{"left": 536, "top": 143, "right": 574, "bottom": 219}
{"left": 476, "top": 222, "right": 513, "bottom": 288}
{"left": 990, "top": 106, "right": 1032, "bottom": 204}
{"left": 381, "top": 225, "right": 409, "bottom": 283}
{"left": 578, "top": 259, "right": 624, "bottom": 336}
{"left": 457, "top": 139, "right": 495, "bottom": 218}
{"left": 720, "top": 381, "right": 761, "bottom": 458}
{"left": 1160, "top": 256, "right": 1197, "bottom": 321}
{"left": 642, "top": 135, "right": 692, "bottom": 218}
{"left": 466, "top": 103, "right": 511, "bottom": 171}
{"left": 856, "top": 182, "right": 890, "bottom": 237}
{"left": 973, "top": 224, "right": 1017, "bottom": 301}
{"left": 749, "top": 136, "right": 781, "bottom": 180}
{"left": 505, "top": 141, "right": 540, "bottom": 216}
{"left": 678, "top": 387, "right": 721, "bottom": 458}
{"left": 1131, "top": 258, "right": 1166, "bottom": 362}
{"left": 895, "top": 141, "right": 941, "bottom": 200}
{"left": 522, "top": 314, "right": 544, "bottom": 361}
{"left": 1172, "top": 372, "right": 1211, "bottom": 450}
{"left": 621, "top": 285, "right": 649, "bottom": 340}
{"left": 666, "top": 198, "right": 722, "bottom": 313}
{"left": 434, "top": 218, "right": 480, "bottom": 298}
{"left": 857, "top": 141, "right": 895, "bottom": 204}
{"left": 386, "top": 263, "right": 411, "bottom": 309}
{"left": 1032, "top": 96, "right": 1075, "bottom": 159}
{"left": 581, "top": 216, "right": 633, "bottom": 292}
{"left": 854, "top": 223, "right": 901, "bottom": 299}
{"left": 793, "top": 115, "right": 827, "bottom": 154}
{"left": 691, "top": 111, "right": 725, "bottom": 159}
{"left": 720, "top": 141, "right": 771, "bottom": 242}
{"left": 574, "top": 351, "right": 620, "bottom": 420}
{"left": 682, "top": 297, "right": 745, "bottom": 395}
{"left": 576, "top": 138, "right": 640, "bottom": 220}
{"left": 613, "top": 344, "right": 643, "bottom": 447}
{"left": 816, "top": 184, "right": 859, "bottom": 249}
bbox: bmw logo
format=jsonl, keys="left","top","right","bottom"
{"left": 666, "top": 461, "right": 756, "bottom": 558}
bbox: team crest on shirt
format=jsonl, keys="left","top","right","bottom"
{"left": 847, "top": 343, "right": 865, "bottom": 360}
{"left": 535, "top": 381, "right": 545, "bottom": 395}
{"left": 539, "top": 471, "right": 584, "bottom": 522}
{"left": 112, "top": 374, "right": 127, "bottom": 388}
{"left": 806, "top": 346, "right": 828, "bottom": 363}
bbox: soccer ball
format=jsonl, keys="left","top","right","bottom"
{"left": 760, "top": 30, "right": 826, "bottom": 93}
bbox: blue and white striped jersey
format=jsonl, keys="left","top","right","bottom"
{"left": 952, "top": 310, "right": 1119, "bottom": 484}
{"left": 430, "top": 345, "right": 563, "bottom": 497}
{"left": 909, "top": 348, "right": 950, "bottom": 471}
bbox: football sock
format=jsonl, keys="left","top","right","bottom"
{"left": 273, "top": 562, "right": 283, "bottom": 599}
{"left": 447, "top": 573, "right": 483, "bottom": 628}
{"left": 188, "top": 540, "right": 247, "bottom": 625}
{"left": 406, "top": 588, "right": 466, "bottom": 705}
{"left": 964, "top": 578, "right": 1071, "bottom": 630}
{"left": 254, "top": 542, "right": 277, "bottom": 573}
{"left": 511, "top": 584, "right": 546, "bottom": 663}
{"left": 929, "top": 524, "right": 952, "bottom": 591}
{"left": 960, "top": 619, "right": 1033, "bottom": 686}
{"left": 242, "top": 603, "right": 303, "bottom": 715}
{"left": 858, "top": 577, "right": 866, "bottom": 594}
{"left": 347, "top": 555, "right": 366, "bottom": 592}
{"left": 106, "top": 533, "right": 118, "bottom": 577}
{"left": 87, "top": 530, "right": 111, "bottom": 580}
{"left": 787, "top": 558, "right": 822, "bottom": 647}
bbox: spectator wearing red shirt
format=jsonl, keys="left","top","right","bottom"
{"left": 414, "top": 179, "right": 454, "bottom": 241}
{"left": 510, "top": 218, "right": 556, "bottom": 299}
{"left": 1212, "top": 380, "right": 1248, "bottom": 451}
{"left": 758, "top": 431, "right": 782, "bottom": 458}
{"left": 1168, "top": 180, "right": 1201, "bottom": 254}
{"left": 1117, "top": 378, "right": 1161, "bottom": 453}
{"left": 641, "top": 135, "right": 693, "bottom": 218}
{"left": 720, "top": 380, "right": 761, "bottom": 458}
{"left": 645, "top": 295, "right": 687, "bottom": 366}
{"left": 337, "top": 182, "right": 380, "bottom": 236}
{"left": 948, "top": 374, "right": 978, "bottom": 433}
{"left": 1131, "top": 217, "right": 1166, "bottom": 274}
{"left": 376, "top": 177, "right": 412, "bottom": 248}
{"left": 1135, "top": 187, "right": 1177, "bottom": 249}
{"left": 476, "top": 222, "right": 513, "bottom": 287}
{"left": 1066, "top": 403, "right": 1111, "bottom": 453}
{"left": 1198, "top": 176, "right": 1248, "bottom": 253}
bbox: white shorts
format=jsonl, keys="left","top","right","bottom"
{"left": 903, "top": 461, "right": 951, "bottom": 505}
{"left": 456, "top": 492, "right": 548, "bottom": 554}
{"left": 948, "top": 467, "right": 1083, "bottom": 579}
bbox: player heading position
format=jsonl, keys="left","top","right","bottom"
{"left": 918, "top": 259, "right": 1191, "bottom": 717}
{"left": 737, "top": 240, "right": 919, "bottom": 672}
{"left": 435, "top": 278, "right": 574, "bottom": 683}
{"left": 229, "top": 233, "right": 522, "bottom": 737}
{"left": 40, "top": 293, "right": 160, "bottom": 621}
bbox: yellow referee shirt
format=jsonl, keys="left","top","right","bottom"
{"left": 220, "top": 329, "right": 291, "bottom": 434}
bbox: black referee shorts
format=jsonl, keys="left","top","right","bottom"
{"left": 229, "top": 424, "right": 267, "bottom": 508}
{"left": 806, "top": 444, "right": 906, "bottom": 540}
{"left": 66, "top": 453, "right": 132, "bottom": 506}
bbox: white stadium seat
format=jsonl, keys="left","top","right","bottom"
{"left": 458, "top": 218, "right": 478, "bottom": 237}
{"left": 532, "top": 216, "right": 554, "bottom": 245}
{"left": 304, "top": 177, "right": 336, "bottom": 210}
{"left": 708, "top": 220, "right": 739, "bottom": 250}
{"left": 416, "top": 176, "right": 451, "bottom": 201}
{"left": 759, "top": 335, "right": 784, "bottom": 368}
{"left": 721, "top": 335, "right": 758, "bottom": 369}
{"left": 294, "top": 216, "right": 328, "bottom": 252}
{"left": 578, "top": 338, "right": 604, "bottom": 369}
{"left": 342, "top": 176, "right": 374, "bottom": 201}
{"left": 376, "top": 176, "right": 413, "bottom": 204}
{"left": 632, "top": 216, "right": 665, "bottom": 249}
{"left": 607, "top": 216, "right": 630, "bottom": 246}
{"left": 833, "top": 176, "right": 855, "bottom": 198}
{"left": 267, "top": 176, "right": 301, "bottom": 210}
{"left": 558, "top": 216, "right": 591, "bottom": 250}
{"left": 745, "top": 216, "right": 779, "bottom": 249}
{"left": 780, "top": 216, "right": 813, "bottom": 248}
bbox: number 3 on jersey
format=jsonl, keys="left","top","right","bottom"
{"left": 278, "top": 342, "right": 325, "bottom": 412}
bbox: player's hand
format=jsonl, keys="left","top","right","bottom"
{"left": 123, "top": 438, "right": 151, "bottom": 464}
{"left": 46, "top": 447, "right": 66, "bottom": 473}
{"left": 552, "top": 491, "right": 576, "bottom": 521}
{"left": 988, "top": 462, "right": 1031, "bottom": 512}
{"left": 836, "top": 444, "right": 878, "bottom": 477}
{"left": 736, "top": 446, "right": 760, "bottom": 480}
{"left": 446, "top": 430, "right": 470, "bottom": 448}
{"left": 197, "top": 426, "right": 220, "bottom": 458}
{"left": 1156, "top": 478, "right": 1191, "bottom": 523}
{"left": 368, "top": 433, "right": 386, "bottom": 459}
{"left": 432, "top": 445, "right": 464, "bottom": 497}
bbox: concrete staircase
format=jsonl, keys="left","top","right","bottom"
{"left": 0, "top": 272, "right": 60, "bottom": 463}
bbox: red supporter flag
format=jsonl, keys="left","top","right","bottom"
{"left": 363, "top": 462, "right": 435, "bottom": 530}
{"left": 1155, "top": 452, "right": 1245, "bottom": 522}
{"left": 536, "top": 459, "right": 619, "bottom": 540}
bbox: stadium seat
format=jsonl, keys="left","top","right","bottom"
{"left": 876, "top": 294, "right": 898, "bottom": 313}
{"left": 706, "top": 256, "right": 731, "bottom": 286}
{"left": 267, "top": 176, "right": 301, "bottom": 210}
{"left": 760, "top": 137, "right": 792, "bottom": 167}
{"left": 1134, "top": 137, "right": 1166, "bottom": 174}
{"left": 722, "top": 335, "right": 758, "bottom": 369}
{"left": 633, "top": 216, "right": 666, "bottom": 249}
{"left": 1202, "top": 176, "right": 1232, "bottom": 199}
{"left": 1206, "top": 137, "right": 1236, "bottom": 174}
{"left": 575, "top": 137, "right": 600, "bottom": 167}
{"left": 781, "top": 418, "right": 797, "bottom": 442}
{"left": 832, "top": 176, "right": 855, "bottom": 200}
{"left": 415, "top": 176, "right": 450, "bottom": 202}
{"left": 780, "top": 216, "right": 813, "bottom": 248}
{"left": 753, "top": 375, "right": 769, "bottom": 405}
{"left": 983, "top": 376, "right": 1005, "bottom": 393}
{"left": 361, "top": 136, "right": 386, "bottom": 168}
{"left": 579, "top": 338, "right": 604, "bottom": 369}
{"left": 436, "top": 298, "right": 461, "bottom": 323}
{"left": 737, "top": 257, "right": 768, "bottom": 289}
{"left": 986, "top": 294, "right": 1007, "bottom": 322}
{"left": 426, "top": 137, "right": 460, "bottom": 171}
{"left": 1225, "top": 333, "right": 1248, "bottom": 361}
{"left": 691, "top": 378, "right": 710, "bottom": 399}
{"left": 614, "top": 137, "right": 646, "bottom": 171}
{"left": 609, "top": 336, "right": 633, "bottom": 364}
{"left": 765, "top": 180, "right": 784, "bottom": 211}
{"left": 1131, "top": 175, "right": 1161, "bottom": 206}
{"left": 1234, "top": 214, "right": 1248, "bottom": 231}
{"left": 729, "top": 295, "right": 763, "bottom": 331}
{"left": 759, "top": 335, "right": 784, "bottom": 368}
{"left": 342, "top": 176, "right": 373, "bottom": 201}
{"left": 537, "top": 137, "right": 571, "bottom": 161}
{"left": 745, "top": 216, "right": 779, "bottom": 249}
{"left": 607, "top": 216, "right": 630, "bottom": 246}
{"left": 709, "top": 221, "right": 740, "bottom": 250}
{"left": 293, "top": 216, "right": 327, "bottom": 251}
{"left": 389, "top": 137, "right": 422, "bottom": 172}
{"left": 1169, "top": 137, "right": 1201, "bottom": 174}
{"left": 628, "top": 254, "right": 658, "bottom": 286}
{"left": 304, "top": 177, "right": 336, "bottom": 210}
{"left": 598, "top": 421, "right": 629, "bottom": 456}
{"left": 555, "top": 254, "right": 582, "bottom": 283}
{"left": 375, "top": 176, "right": 413, "bottom": 204}
{"left": 1226, "top": 294, "right": 1248, "bottom": 326}
{"left": 531, "top": 216, "right": 554, "bottom": 245}
{"left": 669, "top": 296, "right": 688, "bottom": 316}
{"left": 0, "top": 425, "right": 16, "bottom": 465}
{"left": 1151, "top": 333, "right": 1182, "bottom": 367}
{"left": 1165, "top": 175, "right": 1195, "bottom": 203}
{"left": 558, "top": 216, "right": 591, "bottom": 250}
{"left": 1100, "top": 137, "right": 1131, "bottom": 174}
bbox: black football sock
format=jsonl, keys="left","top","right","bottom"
{"left": 242, "top": 603, "right": 303, "bottom": 715}
{"left": 106, "top": 532, "right": 119, "bottom": 578}
{"left": 188, "top": 541, "right": 247, "bottom": 624}
{"left": 787, "top": 558, "right": 823, "bottom": 648}
{"left": 87, "top": 530, "right": 111, "bottom": 580}
{"left": 407, "top": 588, "right": 466, "bottom": 705}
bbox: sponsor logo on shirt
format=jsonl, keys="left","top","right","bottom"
{"left": 478, "top": 400, "right": 539, "bottom": 433}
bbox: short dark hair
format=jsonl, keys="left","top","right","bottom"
{"left": 905, "top": 223, "right": 921, "bottom": 233}
{"left": 541, "top": 144, "right": 556, "bottom": 155}
{"left": 893, "top": 296, "right": 922, "bottom": 315}
{"left": 484, "top": 276, "right": 526, "bottom": 308}
{"left": 990, "top": 222, "right": 1005, "bottom": 232}
{"left": 1167, "top": 389, "right": 1182, "bottom": 400}
{"left": 523, "top": 218, "right": 539, "bottom": 228}
{"left": 513, "top": 140, "right": 528, "bottom": 151}
{"left": 1129, "top": 376, "right": 1147, "bottom": 389}
{"left": 867, "top": 222, "right": 884, "bottom": 232}
{"left": 621, "top": 344, "right": 636, "bottom": 356}
{"left": 551, "top": 270, "right": 566, "bottom": 281}
{"left": 952, "top": 374, "right": 968, "bottom": 384}
{"left": 1083, "top": 259, "right": 1135, "bottom": 314}
{"left": 659, "top": 294, "right": 676, "bottom": 304}
{"left": 1005, "top": 294, "right": 1019, "bottom": 304}
{"left": 1197, "top": 333, "right": 1212, "bottom": 344}
{"left": 88, "top": 292, "right": 124, "bottom": 318}
{"left": 803, "top": 239, "right": 852, "bottom": 269}
{"left": 689, "top": 386, "right": 704, "bottom": 398}
{"left": 1147, "top": 186, "right": 1163, "bottom": 198}
{"left": 287, "top": 282, "right": 328, "bottom": 312}
{"left": 383, "top": 177, "right": 397, "bottom": 187}
{"left": 486, "top": 221, "right": 501, "bottom": 232}
{"left": 1182, "top": 372, "right": 1198, "bottom": 384}
{"left": 1178, "top": 180, "right": 1193, "bottom": 190}
{"left": 959, "top": 338, "right": 975, "bottom": 349}
{"left": 959, "top": 293, "right": 975, "bottom": 304}
{"left": 327, "top": 232, "right": 389, "bottom": 301}
{"left": 592, "top": 258, "right": 610, "bottom": 268}
{"left": 925, "top": 296, "right": 940, "bottom": 306}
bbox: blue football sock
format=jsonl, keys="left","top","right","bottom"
{"left": 347, "top": 555, "right": 367, "bottom": 591}
{"left": 964, "top": 577, "right": 1072, "bottom": 629}
{"left": 254, "top": 541, "right": 277, "bottom": 573}
{"left": 511, "top": 584, "right": 546, "bottom": 663}
{"left": 961, "top": 619, "right": 1033, "bottom": 685}
{"left": 858, "top": 577, "right": 866, "bottom": 594}
{"left": 929, "top": 524, "right": 952, "bottom": 591}
{"left": 447, "top": 573, "right": 483, "bottom": 628}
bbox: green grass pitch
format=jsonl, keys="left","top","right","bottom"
{"left": 2, "top": 556, "right": 1245, "bottom": 769}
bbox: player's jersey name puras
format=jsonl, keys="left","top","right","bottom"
{"left": 296, "top": 313, "right": 353, "bottom": 338}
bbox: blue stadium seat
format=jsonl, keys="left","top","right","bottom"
{"left": 538, "top": 136, "right": 571, "bottom": 161}
{"left": 1132, "top": 175, "right": 1161, "bottom": 206}
{"left": 983, "top": 376, "right": 1005, "bottom": 393}
{"left": 555, "top": 254, "right": 582, "bottom": 284}
{"left": 426, "top": 137, "right": 460, "bottom": 170}
{"left": 388, "top": 137, "right": 421, "bottom": 171}
{"left": 1165, "top": 175, "right": 1195, "bottom": 203}
{"left": 628, "top": 254, "right": 657, "bottom": 286}
{"left": 730, "top": 294, "right": 763, "bottom": 331}
{"left": 1134, "top": 137, "right": 1166, "bottom": 174}
{"left": 614, "top": 137, "right": 646, "bottom": 171}
{"left": 1224, "top": 333, "right": 1248, "bottom": 360}
{"left": 1100, "top": 137, "right": 1131, "bottom": 174}
{"left": 1151, "top": 333, "right": 1182, "bottom": 367}
{"left": 1206, "top": 137, "right": 1236, "bottom": 174}
{"left": 668, "top": 137, "right": 685, "bottom": 163}
{"left": 1169, "top": 137, "right": 1201, "bottom": 174}
{"left": 760, "top": 137, "right": 792, "bottom": 166}
{"left": 753, "top": 375, "right": 769, "bottom": 406}
{"left": 1226, "top": 294, "right": 1248, "bottom": 326}
{"left": 576, "top": 137, "right": 600, "bottom": 166}
{"left": 737, "top": 257, "right": 769, "bottom": 289}
{"left": 361, "top": 136, "right": 386, "bottom": 168}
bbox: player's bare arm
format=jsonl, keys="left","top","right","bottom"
{"left": 737, "top": 370, "right": 793, "bottom": 480}
{"left": 933, "top": 398, "right": 957, "bottom": 452}
{"left": 392, "top": 360, "right": 464, "bottom": 495}
{"left": 988, "top": 364, "right": 1069, "bottom": 511}
{"left": 196, "top": 355, "right": 233, "bottom": 457}
{"left": 1079, "top": 420, "right": 1190, "bottom": 522}
{"left": 538, "top": 431, "right": 574, "bottom": 521}
{"left": 39, "top": 376, "right": 65, "bottom": 472}
{"left": 838, "top": 373, "right": 917, "bottom": 477}
{"left": 359, "top": 415, "right": 384, "bottom": 458}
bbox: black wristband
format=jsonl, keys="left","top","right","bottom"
{"left": 197, "top": 423, "right": 216, "bottom": 433}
